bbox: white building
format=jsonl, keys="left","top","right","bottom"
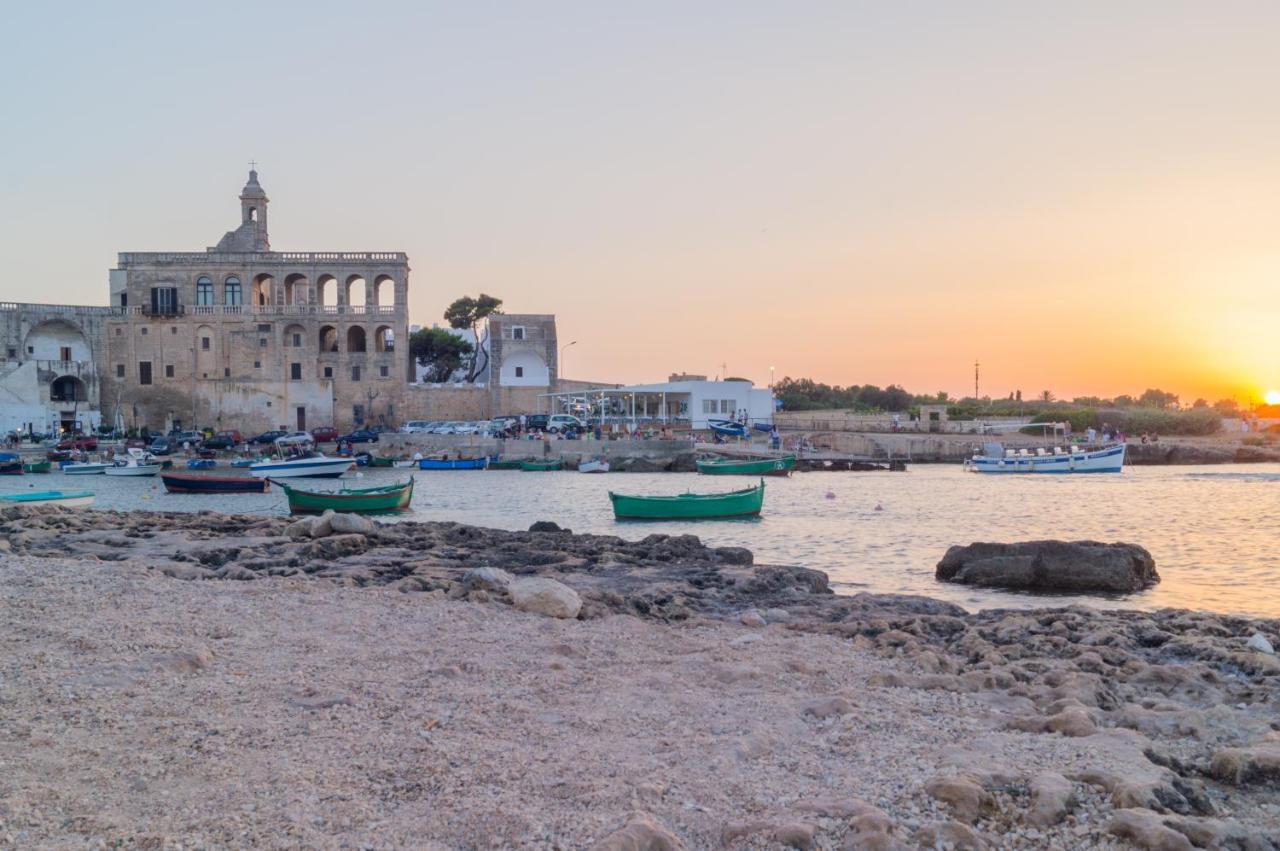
{"left": 542, "top": 378, "right": 774, "bottom": 430}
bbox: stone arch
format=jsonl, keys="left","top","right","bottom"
{"left": 251, "top": 273, "right": 275, "bottom": 307}
{"left": 317, "top": 274, "right": 338, "bottom": 307}
{"left": 283, "top": 273, "right": 308, "bottom": 306}
{"left": 373, "top": 275, "right": 395, "bottom": 306}
{"left": 345, "top": 275, "right": 367, "bottom": 308}
{"left": 347, "top": 326, "right": 367, "bottom": 353}
{"left": 50, "top": 375, "right": 87, "bottom": 402}
{"left": 319, "top": 325, "right": 339, "bottom": 353}
{"left": 23, "top": 319, "right": 91, "bottom": 362}
{"left": 374, "top": 325, "right": 394, "bottom": 352}
{"left": 195, "top": 324, "right": 217, "bottom": 376}
{"left": 283, "top": 323, "right": 307, "bottom": 349}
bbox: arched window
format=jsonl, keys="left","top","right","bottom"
{"left": 224, "top": 276, "right": 242, "bottom": 306}
{"left": 196, "top": 276, "right": 213, "bottom": 306}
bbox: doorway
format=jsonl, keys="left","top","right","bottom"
{"left": 296, "top": 406, "right": 306, "bottom": 431}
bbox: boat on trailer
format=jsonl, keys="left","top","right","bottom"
{"left": 0, "top": 490, "right": 95, "bottom": 508}
{"left": 609, "top": 480, "right": 765, "bottom": 520}
{"left": 160, "top": 473, "right": 271, "bottom": 494}
{"left": 273, "top": 478, "right": 414, "bottom": 515}
{"left": 965, "top": 443, "right": 1126, "bottom": 474}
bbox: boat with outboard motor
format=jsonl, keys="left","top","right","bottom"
{"left": 105, "top": 448, "right": 162, "bottom": 477}
{"left": 249, "top": 438, "right": 355, "bottom": 479}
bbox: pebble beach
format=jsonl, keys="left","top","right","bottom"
{"left": 1, "top": 506, "right": 1278, "bottom": 849}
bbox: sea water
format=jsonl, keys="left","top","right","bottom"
{"left": 14, "top": 463, "right": 1280, "bottom": 618}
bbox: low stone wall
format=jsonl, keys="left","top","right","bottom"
{"left": 375, "top": 434, "right": 697, "bottom": 468}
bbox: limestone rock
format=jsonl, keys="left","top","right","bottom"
{"left": 911, "top": 820, "right": 989, "bottom": 850}
{"left": 923, "top": 775, "right": 993, "bottom": 824}
{"left": 739, "top": 609, "right": 766, "bottom": 628}
{"left": 800, "top": 696, "right": 855, "bottom": 720}
{"left": 1107, "top": 808, "right": 1194, "bottom": 851}
{"left": 329, "top": 512, "right": 375, "bottom": 535}
{"left": 309, "top": 510, "right": 335, "bottom": 538}
{"left": 771, "top": 822, "right": 815, "bottom": 849}
{"left": 1246, "top": 632, "right": 1275, "bottom": 654}
{"left": 1045, "top": 707, "right": 1098, "bottom": 737}
{"left": 1025, "top": 772, "right": 1075, "bottom": 827}
{"left": 307, "top": 533, "right": 369, "bottom": 560}
{"left": 510, "top": 577, "right": 582, "bottom": 619}
{"left": 462, "top": 566, "right": 515, "bottom": 592}
{"left": 1210, "top": 744, "right": 1280, "bottom": 787}
{"left": 936, "top": 540, "right": 1159, "bottom": 593}
{"left": 591, "top": 812, "right": 682, "bottom": 850}
{"left": 285, "top": 517, "right": 314, "bottom": 538}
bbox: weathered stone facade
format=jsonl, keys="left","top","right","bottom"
{"left": 0, "top": 304, "right": 110, "bottom": 434}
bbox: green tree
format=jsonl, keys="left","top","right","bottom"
{"left": 1040, "top": 390, "right": 1056, "bottom": 403}
{"left": 1138, "top": 388, "right": 1179, "bottom": 409}
{"left": 1212, "top": 398, "right": 1241, "bottom": 416}
{"left": 443, "top": 293, "right": 503, "bottom": 381}
{"left": 1191, "top": 398, "right": 1208, "bottom": 409}
{"left": 409, "top": 327, "right": 474, "bottom": 383}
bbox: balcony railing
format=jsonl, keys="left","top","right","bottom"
{"left": 0, "top": 302, "right": 124, "bottom": 315}
{"left": 126, "top": 304, "right": 400, "bottom": 317}
{"left": 117, "top": 251, "right": 408, "bottom": 265}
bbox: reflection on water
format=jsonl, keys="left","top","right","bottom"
{"left": 9, "top": 464, "right": 1280, "bottom": 618}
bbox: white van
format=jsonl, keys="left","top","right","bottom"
{"left": 547, "top": 414, "right": 585, "bottom": 433}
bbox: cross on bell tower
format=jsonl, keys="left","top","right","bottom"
{"left": 238, "top": 167, "right": 269, "bottom": 251}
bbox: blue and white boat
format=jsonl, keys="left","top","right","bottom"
{"left": 965, "top": 443, "right": 1126, "bottom": 474}
{"left": 708, "top": 419, "right": 747, "bottom": 438}
{"left": 0, "top": 489, "right": 95, "bottom": 507}
{"left": 249, "top": 455, "right": 355, "bottom": 479}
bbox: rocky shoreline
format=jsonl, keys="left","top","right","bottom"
{"left": 2, "top": 505, "right": 1278, "bottom": 849}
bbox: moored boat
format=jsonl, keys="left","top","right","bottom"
{"left": 609, "top": 480, "right": 765, "bottom": 520}
{"left": 965, "top": 443, "right": 1126, "bottom": 474}
{"left": 520, "top": 459, "right": 563, "bottom": 472}
{"left": 355, "top": 452, "right": 396, "bottom": 468}
{"left": 23, "top": 460, "right": 51, "bottom": 474}
{"left": 486, "top": 458, "right": 524, "bottom": 470}
{"left": 419, "top": 456, "right": 490, "bottom": 470}
{"left": 249, "top": 455, "right": 354, "bottom": 479}
{"left": 61, "top": 462, "right": 111, "bottom": 475}
{"left": 105, "top": 448, "right": 162, "bottom": 477}
{"left": 696, "top": 455, "right": 795, "bottom": 476}
{"left": 273, "top": 478, "right": 414, "bottom": 515}
{"left": 160, "top": 472, "right": 271, "bottom": 493}
{"left": 578, "top": 459, "right": 610, "bottom": 474}
{"left": 0, "top": 489, "right": 95, "bottom": 508}
{"left": 0, "top": 453, "right": 22, "bottom": 475}
{"left": 186, "top": 458, "right": 217, "bottom": 470}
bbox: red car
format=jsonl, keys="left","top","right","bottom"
{"left": 56, "top": 435, "right": 97, "bottom": 451}
{"left": 310, "top": 426, "right": 339, "bottom": 443}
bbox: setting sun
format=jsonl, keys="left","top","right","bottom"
{"left": 1265, "top": 391, "right": 1280, "bottom": 405}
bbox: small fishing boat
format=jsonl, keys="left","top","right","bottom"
{"left": 964, "top": 443, "right": 1126, "bottom": 474}
{"left": 354, "top": 453, "right": 395, "bottom": 468}
{"left": 392, "top": 459, "right": 420, "bottom": 468}
{"left": 61, "top": 461, "right": 111, "bottom": 475}
{"left": 0, "top": 453, "right": 22, "bottom": 475}
{"left": 186, "top": 458, "right": 217, "bottom": 470}
{"left": 46, "top": 450, "right": 72, "bottom": 463}
{"left": 105, "top": 448, "right": 162, "bottom": 477}
{"left": 23, "top": 460, "right": 51, "bottom": 474}
{"left": 752, "top": 422, "right": 775, "bottom": 433}
{"left": 521, "top": 459, "right": 563, "bottom": 472}
{"left": 160, "top": 472, "right": 271, "bottom": 493}
{"left": 273, "top": 478, "right": 414, "bottom": 515}
{"left": 0, "top": 489, "right": 95, "bottom": 508}
{"left": 609, "top": 480, "right": 765, "bottom": 520}
{"left": 707, "top": 419, "right": 747, "bottom": 438}
{"left": 229, "top": 458, "right": 259, "bottom": 468}
{"left": 419, "top": 456, "right": 490, "bottom": 470}
{"left": 486, "top": 458, "right": 525, "bottom": 470}
{"left": 578, "top": 458, "right": 610, "bottom": 474}
{"left": 696, "top": 455, "right": 795, "bottom": 476}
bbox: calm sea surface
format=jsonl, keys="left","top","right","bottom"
{"left": 12, "top": 464, "right": 1280, "bottom": 618}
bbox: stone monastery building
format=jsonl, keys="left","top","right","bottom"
{"left": 1, "top": 170, "right": 412, "bottom": 435}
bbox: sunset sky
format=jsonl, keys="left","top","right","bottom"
{"left": 2, "top": 2, "right": 1278, "bottom": 403}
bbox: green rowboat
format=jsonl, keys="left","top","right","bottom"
{"left": 274, "top": 478, "right": 414, "bottom": 515}
{"left": 609, "top": 480, "right": 765, "bottom": 520}
{"left": 696, "top": 455, "right": 795, "bottom": 476}
{"left": 520, "top": 459, "right": 563, "bottom": 472}
{"left": 487, "top": 458, "right": 525, "bottom": 470}
{"left": 23, "top": 460, "right": 51, "bottom": 474}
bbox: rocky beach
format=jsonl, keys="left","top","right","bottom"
{"left": 2, "top": 506, "right": 1279, "bottom": 849}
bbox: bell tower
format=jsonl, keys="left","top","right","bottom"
{"left": 238, "top": 168, "right": 269, "bottom": 250}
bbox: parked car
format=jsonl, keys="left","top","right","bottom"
{"left": 56, "top": 435, "right": 98, "bottom": 451}
{"left": 400, "top": 421, "right": 434, "bottom": 434}
{"left": 248, "top": 430, "right": 288, "bottom": 445}
{"left": 310, "top": 426, "right": 339, "bottom": 443}
{"left": 202, "top": 430, "right": 243, "bottom": 450}
{"left": 337, "top": 428, "right": 380, "bottom": 444}
{"left": 148, "top": 436, "right": 174, "bottom": 456}
{"left": 277, "top": 431, "right": 314, "bottom": 446}
{"left": 547, "top": 414, "right": 585, "bottom": 434}
{"left": 524, "top": 414, "right": 550, "bottom": 431}
{"left": 170, "top": 430, "right": 204, "bottom": 448}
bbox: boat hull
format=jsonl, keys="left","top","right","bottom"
{"left": 0, "top": 490, "right": 95, "bottom": 508}
{"left": 697, "top": 455, "right": 795, "bottom": 476}
{"left": 419, "top": 457, "right": 490, "bottom": 470}
{"left": 249, "top": 457, "right": 355, "bottom": 479}
{"left": 62, "top": 463, "right": 110, "bottom": 475}
{"left": 578, "top": 460, "right": 609, "bottom": 473}
{"left": 968, "top": 444, "right": 1126, "bottom": 474}
{"left": 609, "top": 481, "right": 765, "bottom": 520}
{"left": 707, "top": 419, "right": 747, "bottom": 438}
{"left": 486, "top": 459, "right": 524, "bottom": 470}
{"left": 521, "top": 459, "right": 563, "bottom": 471}
{"left": 161, "top": 473, "right": 271, "bottom": 493}
{"left": 23, "top": 461, "right": 51, "bottom": 474}
{"left": 277, "top": 479, "right": 414, "bottom": 514}
{"left": 105, "top": 464, "right": 162, "bottom": 477}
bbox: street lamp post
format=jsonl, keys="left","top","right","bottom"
{"left": 770, "top": 364, "right": 775, "bottom": 389}
{"left": 559, "top": 340, "right": 577, "bottom": 381}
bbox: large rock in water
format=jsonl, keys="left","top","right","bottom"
{"left": 936, "top": 541, "right": 1159, "bottom": 594}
